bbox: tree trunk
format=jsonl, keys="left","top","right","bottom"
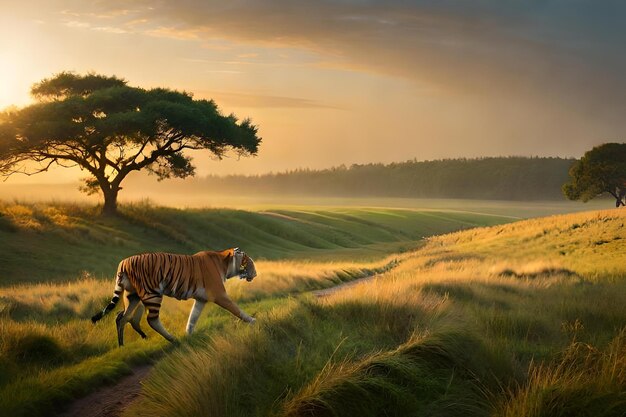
{"left": 609, "top": 188, "right": 626, "bottom": 208}
{"left": 102, "top": 187, "right": 119, "bottom": 216}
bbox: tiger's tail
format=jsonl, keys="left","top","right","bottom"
{"left": 91, "top": 272, "right": 124, "bottom": 323}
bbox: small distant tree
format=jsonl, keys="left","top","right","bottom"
{"left": 0, "top": 72, "right": 261, "bottom": 215}
{"left": 563, "top": 143, "right": 626, "bottom": 207}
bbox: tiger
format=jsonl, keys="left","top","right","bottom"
{"left": 91, "top": 247, "right": 257, "bottom": 346}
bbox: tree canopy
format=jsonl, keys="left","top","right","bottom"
{"left": 563, "top": 143, "right": 626, "bottom": 207}
{"left": 0, "top": 72, "right": 261, "bottom": 214}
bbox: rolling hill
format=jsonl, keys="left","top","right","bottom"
{"left": 0, "top": 201, "right": 510, "bottom": 285}
{"left": 0, "top": 205, "right": 623, "bottom": 416}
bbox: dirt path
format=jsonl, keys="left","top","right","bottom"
{"left": 60, "top": 365, "right": 152, "bottom": 417}
{"left": 60, "top": 271, "right": 388, "bottom": 417}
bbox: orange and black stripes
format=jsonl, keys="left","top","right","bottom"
{"left": 119, "top": 252, "right": 211, "bottom": 301}
{"left": 92, "top": 250, "right": 232, "bottom": 322}
{"left": 141, "top": 293, "right": 163, "bottom": 319}
{"left": 91, "top": 273, "right": 125, "bottom": 323}
{"left": 91, "top": 248, "right": 257, "bottom": 345}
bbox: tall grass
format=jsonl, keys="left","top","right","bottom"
{"left": 127, "top": 208, "right": 626, "bottom": 417}
{"left": 123, "top": 293, "right": 452, "bottom": 417}
{"left": 281, "top": 330, "right": 497, "bottom": 417}
{"left": 432, "top": 209, "right": 625, "bottom": 276}
{"left": 1, "top": 205, "right": 623, "bottom": 416}
{"left": 0, "top": 256, "right": 398, "bottom": 416}
{"left": 496, "top": 329, "right": 626, "bottom": 417}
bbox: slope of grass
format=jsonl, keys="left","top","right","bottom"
{"left": 0, "top": 200, "right": 510, "bottom": 285}
{"left": 431, "top": 209, "right": 625, "bottom": 277}
{"left": 0, "top": 200, "right": 512, "bottom": 416}
{"left": 0, "top": 256, "right": 402, "bottom": 417}
{"left": 127, "top": 208, "right": 626, "bottom": 417}
{"left": 497, "top": 330, "right": 626, "bottom": 417}
{"left": 1, "top": 203, "right": 623, "bottom": 417}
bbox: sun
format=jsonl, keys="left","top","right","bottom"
{"left": 0, "top": 50, "right": 33, "bottom": 110}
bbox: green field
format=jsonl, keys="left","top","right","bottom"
{"left": 0, "top": 201, "right": 511, "bottom": 284}
{"left": 0, "top": 202, "right": 624, "bottom": 416}
{"left": 131, "top": 208, "right": 625, "bottom": 417}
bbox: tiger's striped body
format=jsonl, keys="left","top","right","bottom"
{"left": 120, "top": 251, "right": 233, "bottom": 301}
{"left": 92, "top": 248, "right": 257, "bottom": 346}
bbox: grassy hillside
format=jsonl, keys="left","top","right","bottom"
{"left": 0, "top": 206, "right": 623, "bottom": 416}
{"left": 0, "top": 200, "right": 511, "bottom": 416}
{"left": 0, "top": 201, "right": 510, "bottom": 285}
{"left": 127, "top": 208, "right": 625, "bottom": 417}
{"left": 0, "top": 256, "right": 400, "bottom": 417}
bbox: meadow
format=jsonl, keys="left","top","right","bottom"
{"left": 0, "top": 201, "right": 623, "bottom": 416}
{"left": 129, "top": 208, "right": 625, "bottom": 417}
{"left": 0, "top": 200, "right": 511, "bottom": 416}
{"left": 0, "top": 200, "right": 515, "bottom": 284}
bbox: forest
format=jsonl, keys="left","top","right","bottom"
{"left": 192, "top": 157, "right": 576, "bottom": 200}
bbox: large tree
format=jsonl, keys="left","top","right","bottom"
{"left": 0, "top": 72, "right": 261, "bottom": 215}
{"left": 563, "top": 143, "right": 626, "bottom": 207}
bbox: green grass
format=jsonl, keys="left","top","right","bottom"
{"left": 122, "top": 296, "right": 457, "bottom": 417}
{"left": 0, "top": 199, "right": 506, "bottom": 416}
{"left": 497, "top": 329, "right": 626, "bottom": 417}
{"left": 0, "top": 202, "right": 624, "bottom": 417}
{"left": 0, "top": 200, "right": 511, "bottom": 285}
{"left": 0, "top": 297, "right": 292, "bottom": 417}
{"left": 0, "top": 258, "right": 402, "bottom": 417}
{"left": 280, "top": 330, "right": 498, "bottom": 417}
{"left": 126, "top": 208, "right": 625, "bottom": 417}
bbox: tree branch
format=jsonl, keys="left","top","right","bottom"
{"left": 112, "top": 132, "right": 188, "bottom": 187}
{"left": 123, "top": 139, "right": 151, "bottom": 167}
{"left": 29, "top": 148, "right": 100, "bottom": 177}
{"left": 1, "top": 158, "right": 57, "bottom": 180}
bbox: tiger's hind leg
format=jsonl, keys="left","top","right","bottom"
{"left": 130, "top": 303, "right": 147, "bottom": 339}
{"left": 143, "top": 294, "right": 176, "bottom": 343}
{"left": 116, "top": 293, "right": 142, "bottom": 347}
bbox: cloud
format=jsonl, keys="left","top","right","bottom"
{"left": 203, "top": 91, "right": 339, "bottom": 109}
{"left": 73, "top": 1, "right": 625, "bottom": 102}
{"left": 145, "top": 25, "right": 204, "bottom": 40}
{"left": 64, "top": 19, "right": 130, "bottom": 34}
{"left": 53, "top": 0, "right": 626, "bottom": 140}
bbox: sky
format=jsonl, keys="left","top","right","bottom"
{"left": 1, "top": 0, "right": 625, "bottom": 183}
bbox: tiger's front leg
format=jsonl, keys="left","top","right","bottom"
{"left": 214, "top": 294, "right": 256, "bottom": 324}
{"left": 186, "top": 299, "right": 206, "bottom": 335}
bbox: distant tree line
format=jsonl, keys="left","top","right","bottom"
{"left": 196, "top": 157, "right": 577, "bottom": 200}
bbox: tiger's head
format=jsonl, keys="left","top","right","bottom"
{"left": 234, "top": 248, "right": 257, "bottom": 282}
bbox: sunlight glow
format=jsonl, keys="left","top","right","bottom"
{"left": 0, "top": 50, "right": 32, "bottom": 110}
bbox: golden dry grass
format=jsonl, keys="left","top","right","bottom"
{"left": 0, "top": 254, "right": 397, "bottom": 417}
{"left": 128, "top": 208, "right": 626, "bottom": 417}
{"left": 1, "top": 207, "right": 624, "bottom": 416}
